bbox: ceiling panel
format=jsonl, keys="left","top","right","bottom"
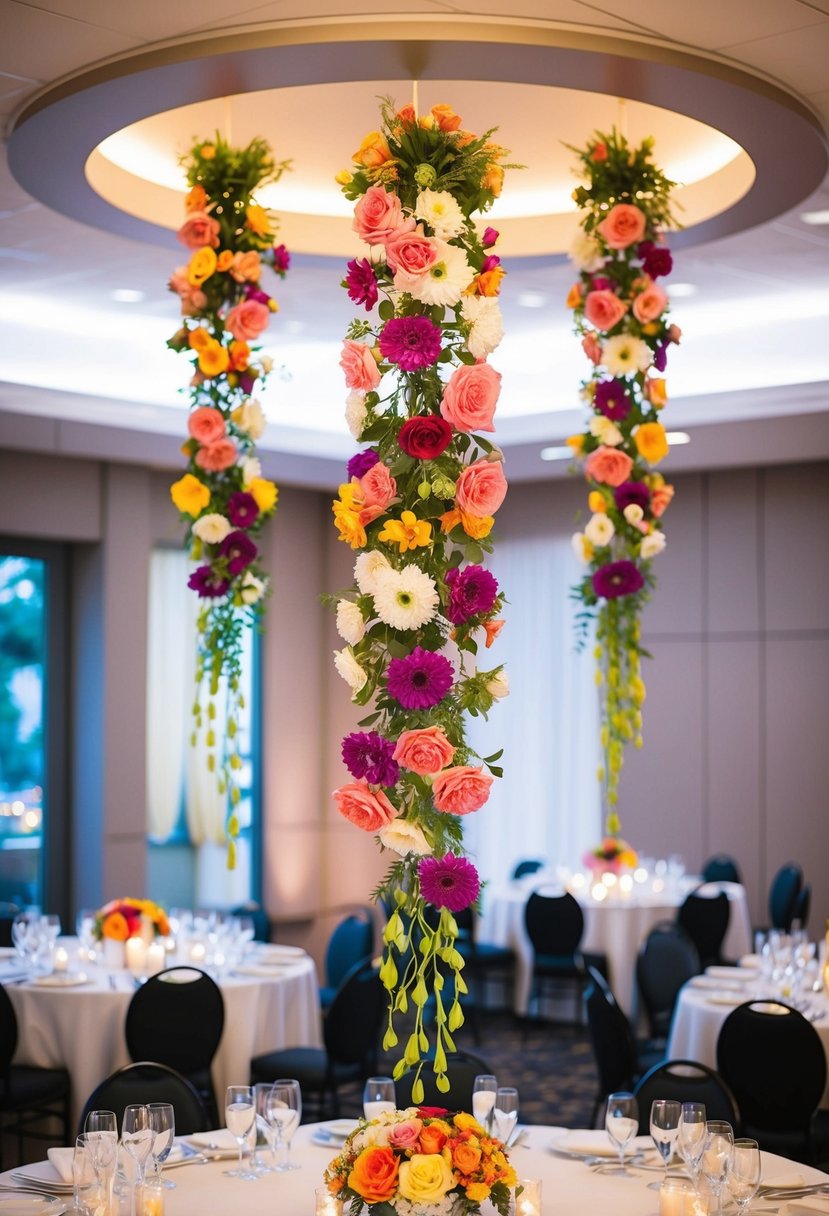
{"left": 581, "top": 0, "right": 827, "bottom": 50}
{"left": 0, "top": 1, "right": 141, "bottom": 81}
{"left": 723, "top": 23, "right": 829, "bottom": 94}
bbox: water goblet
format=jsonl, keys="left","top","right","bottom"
{"left": 677, "top": 1101, "right": 707, "bottom": 1192}
{"left": 492, "top": 1087, "right": 519, "bottom": 1146}
{"left": 471, "top": 1075, "right": 498, "bottom": 1134}
{"left": 225, "top": 1085, "right": 258, "bottom": 1180}
{"left": 121, "top": 1105, "right": 154, "bottom": 1216}
{"left": 270, "top": 1079, "right": 302, "bottom": 1172}
{"left": 147, "top": 1102, "right": 176, "bottom": 1190}
{"left": 363, "top": 1077, "right": 396, "bottom": 1121}
{"left": 72, "top": 1134, "right": 98, "bottom": 1216}
{"left": 253, "top": 1082, "right": 280, "bottom": 1173}
{"left": 728, "top": 1137, "right": 761, "bottom": 1215}
{"left": 701, "top": 1120, "right": 734, "bottom": 1216}
{"left": 83, "top": 1109, "right": 117, "bottom": 1189}
{"left": 605, "top": 1091, "right": 639, "bottom": 1174}
{"left": 650, "top": 1099, "right": 682, "bottom": 1187}
{"left": 76, "top": 909, "right": 98, "bottom": 963}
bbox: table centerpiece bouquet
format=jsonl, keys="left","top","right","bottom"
{"left": 324, "top": 1106, "right": 518, "bottom": 1216}
{"left": 93, "top": 898, "right": 169, "bottom": 943}
{"left": 583, "top": 836, "right": 638, "bottom": 876}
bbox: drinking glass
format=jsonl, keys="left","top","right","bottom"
{"left": 225, "top": 1084, "right": 257, "bottom": 1180}
{"left": 363, "top": 1076, "right": 395, "bottom": 1121}
{"left": 254, "top": 1082, "right": 280, "bottom": 1172}
{"left": 650, "top": 1099, "right": 681, "bottom": 1187}
{"left": 270, "top": 1079, "right": 302, "bottom": 1172}
{"left": 605, "top": 1091, "right": 639, "bottom": 1174}
{"left": 76, "top": 909, "right": 98, "bottom": 962}
{"left": 147, "top": 1102, "right": 176, "bottom": 1190}
{"left": 492, "top": 1087, "right": 519, "bottom": 1146}
{"left": 121, "top": 1105, "right": 154, "bottom": 1216}
{"left": 677, "top": 1102, "right": 707, "bottom": 1191}
{"left": 471, "top": 1074, "right": 498, "bottom": 1133}
{"left": 701, "top": 1120, "right": 734, "bottom": 1216}
{"left": 42, "top": 913, "right": 62, "bottom": 941}
{"left": 72, "top": 1134, "right": 98, "bottom": 1215}
{"left": 728, "top": 1138, "right": 761, "bottom": 1215}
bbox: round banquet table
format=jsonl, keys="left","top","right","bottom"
{"left": 4, "top": 947, "right": 322, "bottom": 1129}
{"left": 478, "top": 879, "right": 753, "bottom": 1018}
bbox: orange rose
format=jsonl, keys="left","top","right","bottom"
{"left": 651, "top": 483, "right": 675, "bottom": 517}
{"left": 195, "top": 438, "right": 237, "bottom": 472}
{"left": 230, "top": 251, "right": 262, "bottom": 283}
{"left": 347, "top": 1147, "right": 399, "bottom": 1203}
{"left": 473, "top": 267, "right": 505, "bottom": 297}
{"left": 481, "top": 163, "right": 504, "bottom": 198}
{"left": 635, "top": 421, "right": 669, "bottom": 465}
{"left": 484, "top": 619, "right": 504, "bottom": 648}
{"left": 566, "top": 282, "right": 583, "bottom": 309}
{"left": 187, "top": 406, "right": 226, "bottom": 445}
{"left": 597, "top": 203, "right": 647, "bottom": 250}
{"left": 431, "top": 103, "right": 463, "bottom": 132}
{"left": 184, "top": 184, "right": 207, "bottom": 213}
{"left": 645, "top": 377, "right": 668, "bottom": 408}
{"left": 188, "top": 327, "right": 212, "bottom": 352}
{"left": 353, "top": 131, "right": 392, "bottom": 169}
{"left": 229, "top": 341, "right": 250, "bottom": 372}
{"left": 418, "top": 1124, "right": 448, "bottom": 1154}
{"left": 102, "top": 911, "right": 129, "bottom": 941}
{"left": 460, "top": 510, "right": 494, "bottom": 540}
{"left": 396, "top": 104, "right": 416, "bottom": 128}
{"left": 452, "top": 1142, "right": 482, "bottom": 1174}
{"left": 583, "top": 445, "right": 634, "bottom": 487}
{"left": 216, "top": 250, "right": 234, "bottom": 272}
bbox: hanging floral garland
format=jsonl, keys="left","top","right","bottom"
{"left": 567, "top": 129, "right": 680, "bottom": 845}
{"left": 167, "top": 134, "right": 290, "bottom": 866}
{"left": 329, "top": 98, "right": 515, "bottom": 1098}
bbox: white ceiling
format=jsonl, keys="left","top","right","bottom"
{"left": 1, "top": 0, "right": 829, "bottom": 487}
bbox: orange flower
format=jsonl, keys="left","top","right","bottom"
{"left": 439, "top": 508, "right": 462, "bottom": 534}
{"left": 484, "top": 619, "right": 504, "bottom": 648}
{"left": 452, "top": 1142, "right": 482, "bottom": 1174}
{"left": 466, "top": 1182, "right": 491, "bottom": 1203}
{"left": 184, "top": 184, "right": 207, "bottom": 213}
{"left": 347, "top": 1147, "right": 399, "bottom": 1203}
{"left": 651, "top": 483, "right": 675, "bottom": 517}
{"left": 353, "top": 131, "right": 392, "bottom": 169}
{"left": 472, "top": 267, "right": 505, "bottom": 297}
{"left": 566, "top": 434, "right": 585, "bottom": 455}
{"left": 396, "top": 104, "right": 416, "bottom": 128}
{"left": 198, "top": 342, "right": 230, "bottom": 378}
{"left": 188, "top": 327, "right": 212, "bottom": 352}
{"left": 460, "top": 510, "right": 494, "bottom": 540}
{"left": 634, "top": 421, "right": 669, "bottom": 465}
{"left": 588, "top": 491, "right": 607, "bottom": 513}
{"left": 102, "top": 911, "right": 129, "bottom": 941}
{"left": 591, "top": 141, "right": 608, "bottom": 162}
{"left": 187, "top": 246, "right": 217, "bottom": 287}
{"left": 566, "top": 282, "right": 583, "bottom": 309}
{"left": 216, "top": 250, "right": 234, "bottom": 272}
{"left": 229, "top": 340, "right": 250, "bottom": 371}
{"left": 418, "top": 1123, "right": 448, "bottom": 1154}
{"left": 481, "top": 163, "right": 504, "bottom": 197}
{"left": 645, "top": 377, "right": 668, "bottom": 408}
{"left": 431, "top": 103, "right": 462, "bottom": 132}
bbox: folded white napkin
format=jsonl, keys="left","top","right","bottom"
{"left": 553, "top": 1130, "right": 651, "bottom": 1157}
{"left": 690, "top": 976, "right": 744, "bottom": 991}
{"left": 764, "top": 1172, "right": 808, "bottom": 1189}
{"left": 46, "top": 1147, "right": 74, "bottom": 1183}
{"left": 188, "top": 1128, "right": 239, "bottom": 1151}
{"left": 779, "top": 1199, "right": 829, "bottom": 1216}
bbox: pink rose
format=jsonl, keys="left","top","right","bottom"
{"left": 393, "top": 726, "right": 455, "bottom": 776}
{"left": 439, "top": 363, "right": 501, "bottom": 434}
{"left": 340, "top": 340, "right": 381, "bottom": 391}
{"left": 668, "top": 324, "right": 682, "bottom": 344}
{"left": 177, "top": 210, "right": 220, "bottom": 250}
{"left": 388, "top": 1119, "right": 423, "bottom": 1150}
{"left": 432, "top": 765, "right": 493, "bottom": 815}
{"left": 225, "top": 299, "right": 270, "bottom": 341}
{"left": 632, "top": 280, "right": 668, "bottom": 324}
{"left": 386, "top": 226, "right": 437, "bottom": 277}
{"left": 194, "top": 438, "right": 237, "bottom": 472}
{"left": 187, "top": 407, "right": 226, "bottom": 445}
{"left": 455, "top": 459, "right": 508, "bottom": 517}
{"left": 582, "top": 333, "right": 603, "bottom": 364}
{"left": 358, "top": 462, "right": 397, "bottom": 512}
{"left": 353, "top": 185, "right": 412, "bottom": 246}
{"left": 169, "top": 267, "right": 208, "bottom": 314}
{"left": 651, "top": 484, "right": 675, "bottom": 517}
{"left": 597, "top": 203, "right": 647, "bottom": 250}
{"left": 584, "top": 289, "right": 627, "bottom": 332}
{"left": 333, "top": 781, "right": 398, "bottom": 832}
{"left": 584, "top": 445, "right": 634, "bottom": 487}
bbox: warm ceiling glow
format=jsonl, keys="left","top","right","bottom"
{"left": 540, "top": 445, "right": 572, "bottom": 461}
{"left": 667, "top": 431, "right": 691, "bottom": 445}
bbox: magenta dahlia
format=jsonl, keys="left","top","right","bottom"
{"left": 379, "top": 315, "right": 442, "bottom": 372}
{"left": 419, "top": 853, "right": 481, "bottom": 912}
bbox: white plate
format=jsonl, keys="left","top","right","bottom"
{"left": 312, "top": 1120, "right": 357, "bottom": 1146}
{"left": 11, "top": 1164, "right": 71, "bottom": 1195}
{"left": 0, "top": 1195, "right": 66, "bottom": 1216}
{"left": 31, "top": 972, "right": 90, "bottom": 988}
{"left": 549, "top": 1131, "right": 653, "bottom": 1159}
{"left": 186, "top": 1129, "right": 240, "bottom": 1158}
{"left": 256, "top": 945, "right": 305, "bottom": 961}
{"left": 705, "top": 966, "right": 749, "bottom": 981}
{"left": 232, "top": 964, "right": 289, "bottom": 978}
{"left": 705, "top": 993, "right": 744, "bottom": 1006}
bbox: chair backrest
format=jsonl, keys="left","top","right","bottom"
{"left": 524, "top": 891, "right": 584, "bottom": 958}
{"left": 0, "top": 904, "right": 20, "bottom": 949}
{"left": 716, "top": 1000, "right": 826, "bottom": 1133}
{"left": 323, "top": 962, "right": 385, "bottom": 1070}
{"left": 584, "top": 966, "right": 638, "bottom": 1097}
{"left": 676, "top": 889, "right": 730, "bottom": 966}
{"left": 636, "top": 922, "right": 700, "bottom": 1040}
{"left": 768, "top": 863, "right": 803, "bottom": 931}
{"left": 512, "top": 860, "right": 544, "bottom": 880}
{"left": 78, "top": 1062, "right": 210, "bottom": 1137}
{"left": 125, "top": 967, "right": 225, "bottom": 1077}
{"left": 395, "top": 1049, "right": 493, "bottom": 1113}
{"left": 0, "top": 982, "right": 19, "bottom": 1076}
{"left": 633, "top": 1059, "right": 740, "bottom": 1134}
{"left": 325, "top": 911, "right": 374, "bottom": 991}
{"left": 792, "top": 884, "right": 811, "bottom": 931}
{"left": 702, "top": 855, "right": 741, "bottom": 884}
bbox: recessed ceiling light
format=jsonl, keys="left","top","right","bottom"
{"left": 666, "top": 431, "right": 691, "bottom": 445}
{"left": 111, "top": 288, "right": 145, "bottom": 303}
{"left": 668, "top": 282, "right": 697, "bottom": 297}
{"left": 518, "top": 291, "right": 547, "bottom": 309}
{"left": 540, "top": 445, "right": 572, "bottom": 461}
{"left": 799, "top": 209, "right": 829, "bottom": 225}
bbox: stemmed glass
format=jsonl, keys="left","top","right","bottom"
{"left": 254, "top": 1082, "right": 280, "bottom": 1173}
{"left": 121, "top": 1105, "right": 154, "bottom": 1216}
{"left": 225, "top": 1085, "right": 258, "bottom": 1180}
{"left": 728, "top": 1138, "right": 761, "bottom": 1215}
{"left": 701, "top": 1120, "right": 734, "bottom": 1216}
{"left": 605, "top": 1092, "right": 639, "bottom": 1174}
{"left": 677, "top": 1102, "right": 707, "bottom": 1193}
{"left": 72, "top": 1134, "right": 98, "bottom": 1216}
{"left": 147, "top": 1102, "right": 176, "bottom": 1190}
{"left": 363, "top": 1077, "right": 396, "bottom": 1120}
{"left": 650, "top": 1099, "right": 682, "bottom": 1186}
{"left": 471, "top": 1075, "right": 498, "bottom": 1134}
{"left": 491, "top": 1087, "right": 519, "bottom": 1146}
{"left": 270, "top": 1079, "right": 302, "bottom": 1172}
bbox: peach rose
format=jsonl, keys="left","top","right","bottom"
{"left": 194, "top": 438, "right": 237, "bottom": 472}
{"left": 177, "top": 210, "right": 220, "bottom": 250}
{"left": 187, "top": 407, "right": 226, "bottom": 445}
{"left": 388, "top": 1118, "right": 423, "bottom": 1150}
{"left": 440, "top": 362, "right": 501, "bottom": 434}
{"left": 583, "top": 445, "right": 634, "bottom": 487}
{"left": 386, "top": 226, "right": 437, "bottom": 277}
{"left": 225, "top": 299, "right": 270, "bottom": 341}
{"left": 597, "top": 203, "right": 647, "bottom": 250}
{"left": 584, "top": 289, "right": 627, "bottom": 332}
{"left": 417, "top": 1124, "right": 448, "bottom": 1154}
{"left": 229, "top": 251, "right": 262, "bottom": 283}
{"left": 353, "top": 185, "right": 411, "bottom": 246}
{"left": 340, "top": 340, "right": 382, "bottom": 391}
{"left": 358, "top": 462, "right": 397, "bottom": 512}
{"left": 455, "top": 459, "right": 508, "bottom": 517}
{"left": 632, "top": 280, "right": 668, "bottom": 324}
{"left": 347, "top": 1146, "right": 399, "bottom": 1203}
{"left": 431, "top": 103, "right": 462, "bottom": 132}
{"left": 353, "top": 131, "right": 392, "bottom": 170}
{"left": 452, "top": 1141, "right": 482, "bottom": 1173}
{"left": 582, "top": 333, "right": 603, "bottom": 364}
{"left": 393, "top": 726, "right": 455, "bottom": 775}
{"left": 432, "top": 765, "right": 493, "bottom": 815}
{"left": 651, "top": 483, "right": 675, "bottom": 517}
{"left": 333, "top": 781, "right": 397, "bottom": 832}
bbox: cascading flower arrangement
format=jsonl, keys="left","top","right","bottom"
{"left": 167, "top": 133, "right": 290, "bottom": 866}
{"left": 329, "top": 98, "right": 515, "bottom": 1098}
{"left": 566, "top": 129, "right": 680, "bottom": 846}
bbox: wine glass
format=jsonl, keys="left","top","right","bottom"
{"left": 650, "top": 1099, "right": 682, "bottom": 1186}
{"left": 701, "top": 1120, "right": 734, "bottom": 1216}
{"left": 76, "top": 909, "right": 98, "bottom": 963}
{"left": 83, "top": 1109, "right": 117, "bottom": 1186}
{"left": 72, "top": 1134, "right": 98, "bottom": 1216}
{"left": 605, "top": 1091, "right": 639, "bottom": 1174}
{"left": 677, "top": 1102, "right": 707, "bottom": 1191}
{"left": 492, "top": 1087, "right": 519, "bottom": 1146}
{"left": 225, "top": 1085, "right": 257, "bottom": 1180}
{"left": 147, "top": 1102, "right": 176, "bottom": 1190}
{"left": 254, "top": 1082, "right": 280, "bottom": 1173}
{"left": 471, "top": 1074, "right": 498, "bottom": 1133}
{"left": 270, "top": 1079, "right": 302, "bottom": 1172}
{"left": 728, "top": 1138, "right": 761, "bottom": 1215}
{"left": 363, "top": 1076, "right": 395, "bottom": 1120}
{"left": 121, "top": 1105, "right": 154, "bottom": 1215}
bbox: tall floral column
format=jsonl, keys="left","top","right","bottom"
{"left": 329, "top": 99, "right": 513, "bottom": 1097}
{"left": 567, "top": 130, "right": 680, "bottom": 846}
{"left": 167, "top": 135, "right": 290, "bottom": 867}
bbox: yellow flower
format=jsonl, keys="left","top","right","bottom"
{"left": 184, "top": 184, "right": 207, "bottom": 213}
{"left": 460, "top": 510, "right": 494, "bottom": 539}
{"left": 353, "top": 131, "right": 392, "bottom": 169}
{"left": 200, "top": 144, "right": 216, "bottom": 160}
{"left": 588, "top": 491, "right": 607, "bottom": 513}
{"left": 397, "top": 1154, "right": 454, "bottom": 1204}
{"left": 566, "top": 282, "right": 582, "bottom": 309}
{"left": 198, "top": 341, "right": 230, "bottom": 377}
{"left": 334, "top": 170, "right": 353, "bottom": 186}
{"left": 188, "top": 327, "right": 212, "bottom": 352}
{"left": 245, "top": 205, "right": 272, "bottom": 237}
{"left": 635, "top": 421, "right": 669, "bottom": 464}
{"left": 216, "top": 250, "right": 234, "bottom": 272}
{"left": 332, "top": 499, "right": 367, "bottom": 550}
{"left": 248, "top": 478, "right": 278, "bottom": 513}
{"left": 453, "top": 1112, "right": 485, "bottom": 1135}
{"left": 466, "top": 1182, "right": 491, "bottom": 1203}
{"left": 566, "top": 434, "right": 585, "bottom": 455}
{"left": 647, "top": 377, "right": 668, "bottom": 408}
{"left": 170, "top": 473, "right": 210, "bottom": 517}
{"left": 187, "top": 246, "right": 217, "bottom": 287}
{"left": 378, "top": 510, "right": 432, "bottom": 553}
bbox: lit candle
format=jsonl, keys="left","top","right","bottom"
{"left": 125, "top": 937, "right": 147, "bottom": 977}
{"left": 146, "top": 941, "right": 165, "bottom": 976}
{"left": 53, "top": 946, "right": 69, "bottom": 973}
{"left": 189, "top": 942, "right": 206, "bottom": 965}
{"left": 659, "top": 1178, "right": 697, "bottom": 1216}
{"left": 516, "top": 1178, "right": 541, "bottom": 1216}
{"left": 140, "top": 1183, "right": 164, "bottom": 1216}
{"left": 314, "top": 1186, "right": 342, "bottom": 1215}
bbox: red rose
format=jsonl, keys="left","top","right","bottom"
{"left": 398, "top": 415, "right": 452, "bottom": 460}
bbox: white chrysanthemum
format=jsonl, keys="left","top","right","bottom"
{"left": 240, "top": 571, "right": 266, "bottom": 605}
{"left": 602, "top": 334, "right": 652, "bottom": 376}
{"left": 192, "top": 513, "right": 231, "bottom": 545}
{"left": 641, "top": 531, "right": 667, "bottom": 559}
{"left": 569, "top": 230, "right": 606, "bottom": 273}
{"left": 571, "top": 532, "right": 594, "bottom": 565}
{"left": 589, "top": 415, "right": 623, "bottom": 447}
{"left": 414, "top": 189, "right": 466, "bottom": 241}
{"left": 345, "top": 390, "right": 369, "bottom": 440}
{"left": 585, "top": 513, "right": 615, "bottom": 547}
{"left": 378, "top": 820, "right": 432, "bottom": 857}
{"left": 241, "top": 456, "right": 262, "bottom": 486}
{"left": 461, "top": 295, "right": 504, "bottom": 360}
{"left": 405, "top": 240, "right": 474, "bottom": 307}
{"left": 624, "top": 503, "right": 644, "bottom": 525}
{"left": 231, "top": 397, "right": 266, "bottom": 440}
{"left": 354, "top": 550, "right": 391, "bottom": 595}
{"left": 336, "top": 599, "right": 365, "bottom": 645}
{"left": 486, "top": 668, "right": 510, "bottom": 700}
{"left": 373, "top": 565, "right": 439, "bottom": 630}
{"left": 333, "top": 647, "right": 367, "bottom": 696}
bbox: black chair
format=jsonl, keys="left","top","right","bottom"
{"left": 78, "top": 1062, "right": 210, "bottom": 1137}
{"left": 702, "top": 855, "right": 741, "bottom": 885}
{"left": 125, "top": 966, "right": 224, "bottom": 1124}
{"left": 768, "top": 863, "right": 803, "bottom": 932}
{"left": 633, "top": 1059, "right": 741, "bottom": 1135}
{"left": 395, "top": 1048, "right": 493, "bottom": 1113}
{"left": 512, "top": 860, "right": 544, "bottom": 880}
{"left": 524, "top": 891, "right": 586, "bottom": 1025}
{"left": 251, "top": 960, "right": 384, "bottom": 1119}
{"left": 0, "top": 903, "right": 21, "bottom": 949}
{"left": 792, "top": 883, "right": 811, "bottom": 931}
{"left": 0, "top": 980, "right": 70, "bottom": 1167}
{"left": 452, "top": 906, "right": 515, "bottom": 1040}
{"left": 717, "top": 1000, "right": 826, "bottom": 1161}
{"left": 636, "top": 922, "right": 700, "bottom": 1045}
{"left": 676, "top": 888, "right": 730, "bottom": 968}
{"left": 584, "top": 966, "right": 663, "bottom": 1127}
{"left": 320, "top": 909, "right": 374, "bottom": 1010}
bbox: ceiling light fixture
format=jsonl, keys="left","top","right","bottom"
{"left": 799, "top": 209, "right": 829, "bottom": 225}
{"left": 111, "top": 288, "right": 145, "bottom": 303}
{"left": 540, "top": 445, "right": 572, "bottom": 461}
{"left": 666, "top": 431, "right": 691, "bottom": 445}
{"left": 668, "top": 282, "right": 697, "bottom": 297}
{"left": 518, "top": 291, "right": 548, "bottom": 309}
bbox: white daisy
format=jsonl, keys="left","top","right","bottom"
{"left": 240, "top": 571, "right": 266, "bottom": 605}
{"left": 373, "top": 565, "right": 439, "bottom": 630}
{"left": 336, "top": 599, "right": 366, "bottom": 645}
{"left": 231, "top": 397, "right": 266, "bottom": 440}
{"left": 192, "top": 513, "right": 231, "bottom": 545}
{"left": 589, "top": 415, "right": 623, "bottom": 446}
{"left": 405, "top": 241, "right": 474, "bottom": 307}
{"left": 624, "top": 503, "right": 644, "bottom": 525}
{"left": 414, "top": 189, "right": 466, "bottom": 241}
{"left": 378, "top": 820, "right": 432, "bottom": 856}
{"left": 345, "top": 390, "right": 368, "bottom": 440}
{"left": 333, "top": 647, "right": 367, "bottom": 696}
{"left": 601, "top": 334, "right": 652, "bottom": 376}
{"left": 354, "top": 550, "right": 391, "bottom": 595}
{"left": 640, "top": 531, "right": 667, "bottom": 559}
{"left": 241, "top": 456, "right": 262, "bottom": 485}
{"left": 461, "top": 295, "right": 504, "bottom": 360}
{"left": 569, "top": 230, "right": 606, "bottom": 273}
{"left": 486, "top": 668, "right": 510, "bottom": 699}
{"left": 571, "top": 532, "right": 594, "bottom": 565}
{"left": 585, "top": 513, "right": 615, "bottom": 547}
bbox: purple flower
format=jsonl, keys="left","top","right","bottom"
{"left": 341, "top": 731, "right": 400, "bottom": 786}
{"left": 347, "top": 449, "right": 380, "bottom": 481}
{"left": 345, "top": 258, "right": 379, "bottom": 311}
{"left": 445, "top": 565, "right": 499, "bottom": 625}
{"left": 227, "top": 491, "right": 260, "bottom": 529}
{"left": 481, "top": 254, "right": 501, "bottom": 273}
{"left": 187, "top": 565, "right": 230, "bottom": 599}
{"left": 219, "top": 530, "right": 257, "bottom": 575}
{"left": 637, "top": 240, "right": 673, "bottom": 279}
{"left": 243, "top": 284, "right": 271, "bottom": 306}
{"left": 239, "top": 372, "right": 257, "bottom": 394}
{"left": 482, "top": 227, "right": 499, "bottom": 248}
{"left": 594, "top": 378, "right": 632, "bottom": 422}
{"left": 272, "top": 244, "right": 291, "bottom": 274}
{"left": 379, "top": 316, "right": 442, "bottom": 372}
{"left": 654, "top": 342, "right": 668, "bottom": 373}
{"left": 591, "top": 276, "right": 613, "bottom": 292}
{"left": 614, "top": 481, "right": 650, "bottom": 514}
{"left": 592, "top": 560, "right": 645, "bottom": 600}
{"left": 419, "top": 853, "right": 481, "bottom": 913}
{"left": 386, "top": 646, "right": 454, "bottom": 710}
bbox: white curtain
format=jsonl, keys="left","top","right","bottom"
{"left": 464, "top": 532, "right": 602, "bottom": 887}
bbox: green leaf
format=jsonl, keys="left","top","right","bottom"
{"left": 378, "top": 299, "right": 395, "bottom": 321}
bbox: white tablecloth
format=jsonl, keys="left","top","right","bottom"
{"left": 6, "top": 951, "right": 322, "bottom": 1128}
{"left": 479, "top": 880, "right": 753, "bottom": 1017}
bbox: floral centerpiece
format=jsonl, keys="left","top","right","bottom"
{"left": 167, "top": 134, "right": 290, "bottom": 866}
{"left": 328, "top": 98, "right": 516, "bottom": 1098}
{"left": 566, "top": 129, "right": 680, "bottom": 843}
{"left": 324, "top": 1107, "right": 517, "bottom": 1216}
{"left": 94, "top": 898, "right": 169, "bottom": 942}
{"left": 583, "top": 835, "right": 638, "bottom": 876}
